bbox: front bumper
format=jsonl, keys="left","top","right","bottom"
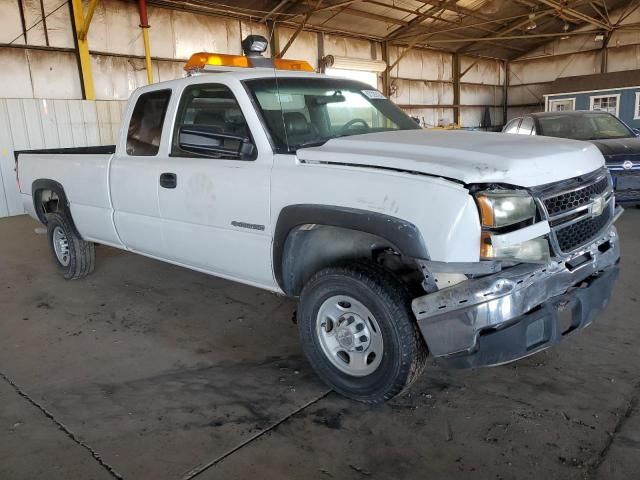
{"left": 411, "top": 225, "right": 620, "bottom": 368}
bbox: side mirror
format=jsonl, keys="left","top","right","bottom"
{"left": 178, "top": 125, "right": 255, "bottom": 159}
{"left": 411, "top": 116, "right": 421, "bottom": 125}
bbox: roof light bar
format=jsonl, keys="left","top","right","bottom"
{"left": 184, "top": 52, "right": 250, "bottom": 72}
{"left": 272, "top": 58, "right": 315, "bottom": 72}
{"left": 184, "top": 36, "right": 314, "bottom": 74}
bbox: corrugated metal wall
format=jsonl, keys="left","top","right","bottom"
{"left": 0, "top": 0, "right": 504, "bottom": 112}
{"left": 460, "top": 56, "right": 505, "bottom": 128}
{"left": 0, "top": 99, "right": 126, "bottom": 217}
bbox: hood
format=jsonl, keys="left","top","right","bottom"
{"left": 297, "top": 130, "right": 605, "bottom": 188}
{"left": 588, "top": 137, "right": 640, "bottom": 158}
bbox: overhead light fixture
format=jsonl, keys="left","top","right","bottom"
{"left": 525, "top": 13, "right": 537, "bottom": 31}
{"left": 560, "top": 23, "right": 570, "bottom": 40}
{"left": 483, "top": 0, "right": 500, "bottom": 14}
{"left": 595, "top": 32, "right": 605, "bottom": 42}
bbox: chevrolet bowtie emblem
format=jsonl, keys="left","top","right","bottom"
{"left": 590, "top": 194, "right": 606, "bottom": 217}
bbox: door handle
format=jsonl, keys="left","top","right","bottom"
{"left": 160, "top": 173, "right": 177, "bottom": 189}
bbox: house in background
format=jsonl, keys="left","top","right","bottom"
{"left": 544, "top": 70, "right": 640, "bottom": 129}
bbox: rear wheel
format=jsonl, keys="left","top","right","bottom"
{"left": 46, "top": 212, "right": 95, "bottom": 280}
{"left": 297, "top": 262, "right": 428, "bottom": 404}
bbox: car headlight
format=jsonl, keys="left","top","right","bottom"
{"left": 474, "top": 189, "right": 550, "bottom": 262}
{"left": 480, "top": 233, "right": 550, "bottom": 262}
{"left": 475, "top": 190, "right": 536, "bottom": 228}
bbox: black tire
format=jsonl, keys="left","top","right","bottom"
{"left": 46, "top": 212, "right": 95, "bottom": 280}
{"left": 297, "top": 261, "right": 428, "bottom": 404}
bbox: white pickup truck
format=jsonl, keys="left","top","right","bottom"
{"left": 16, "top": 36, "right": 622, "bottom": 403}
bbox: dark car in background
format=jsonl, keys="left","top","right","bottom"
{"left": 503, "top": 111, "right": 640, "bottom": 204}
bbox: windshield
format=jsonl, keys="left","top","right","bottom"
{"left": 244, "top": 77, "right": 420, "bottom": 153}
{"left": 537, "top": 112, "right": 633, "bottom": 140}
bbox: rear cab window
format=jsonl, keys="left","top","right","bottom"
{"left": 126, "top": 89, "right": 172, "bottom": 156}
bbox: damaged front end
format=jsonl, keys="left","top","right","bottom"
{"left": 411, "top": 168, "right": 622, "bottom": 368}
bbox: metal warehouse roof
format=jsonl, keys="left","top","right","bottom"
{"left": 148, "top": 0, "right": 638, "bottom": 60}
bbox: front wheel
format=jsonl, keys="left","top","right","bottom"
{"left": 297, "top": 262, "right": 428, "bottom": 404}
{"left": 46, "top": 212, "right": 95, "bottom": 280}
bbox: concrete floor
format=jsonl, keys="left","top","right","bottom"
{"left": 1, "top": 212, "right": 639, "bottom": 480}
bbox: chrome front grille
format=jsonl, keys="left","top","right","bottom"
{"left": 533, "top": 168, "right": 614, "bottom": 256}
{"left": 554, "top": 205, "right": 612, "bottom": 252}
{"left": 542, "top": 176, "right": 609, "bottom": 216}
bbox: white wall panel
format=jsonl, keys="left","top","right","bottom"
{"left": 278, "top": 28, "right": 318, "bottom": 69}
{"left": 0, "top": 98, "right": 126, "bottom": 218}
{"left": 88, "top": 0, "right": 143, "bottom": 56}
{"left": 156, "top": 60, "right": 186, "bottom": 83}
{"left": 3, "top": 0, "right": 74, "bottom": 48}
{"left": 22, "top": 0, "right": 48, "bottom": 46}
{"left": 460, "top": 56, "right": 504, "bottom": 85}
{"left": 29, "top": 50, "right": 82, "bottom": 99}
{"left": 324, "top": 34, "right": 374, "bottom": 60}
{"left": 507, "top": 83, "right": 550, "bottom": 107}
{"left": 461, "top": 84, "right": 503, "bottom": 106}
{"left": 0, "top": 0, "right": 25, "bottom": 44}
{"left": 460, "top": 107, "right": 503, "bottom": 128}
{"left": 173, "top": 11, "right": 242, "bottom": 60}
{"left": 509, "top": 50, "right": 601, "bottom": 85}
{"left": 0, "top": 48, "right": 81, "bottom": 99}
{"left": 43, "top": 0, "right": 74, "bottom": 48}
{"left": 607, "top": 45, "right": 640, "bottom": 72}
{"left": 392, "top": 78, "right": 454, "bottom": 106}
{"left": 388, "top": 46, "right": 452, "bottom": 82}
{"left": 404, "top": 108, "right": 454, "bottom": 128}
{"left": 0, "top": 49, "right": 35, "bottom": 98}
{"left": 91, "top": 55, "right": 151, "bottom": 100}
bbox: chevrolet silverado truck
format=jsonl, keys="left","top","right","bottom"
{"left": 15, "top": 36, "right": 622, "bottom": 403}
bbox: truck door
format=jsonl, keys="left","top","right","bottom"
{"left": 155, "top": 81, "right": 275, "bottom": 289}
{"left": 110, "top": 89, "right": 171, "bottom": 257}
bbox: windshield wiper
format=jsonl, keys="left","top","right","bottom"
{"left": 289, "top": 138, "right": 330, "bottom": 152}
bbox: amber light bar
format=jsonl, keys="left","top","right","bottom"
{"left": 272, "top": 58, "right": 315, "bottom": 72}
{"left": 184, "top": 52, "right": 314, "bottom": 72}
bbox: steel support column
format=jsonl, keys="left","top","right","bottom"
{"left": 381, "top": 41, "right": 390, "bottom": 97}
{"left": 70, "top": 0, "right": 97, "bottom": 100}
{"left": 453, "top": 53, "right": 461, "bottom": 127}
{"left": 138, "top": 0, "right": 153, "bottom": 84}
{"left": 503, "top": 60, "right": 509, "bottom": 127}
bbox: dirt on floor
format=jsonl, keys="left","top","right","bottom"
{"left": 1, "top": 212, "right": 639, "bottom": 480}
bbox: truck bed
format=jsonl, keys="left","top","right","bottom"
{"left": 16, "top": 146, "right": 120, "bottom": 247}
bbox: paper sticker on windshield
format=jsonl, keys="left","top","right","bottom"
{"left": 362, "top": 89, "right": 386, "bottom": 99}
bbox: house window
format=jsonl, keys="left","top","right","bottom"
{"left": 548, "top": 98, "right": 575, "bottom": 112}
{"left": 590, "top": 94, "right": 620, "bottom": 116}
{"left": 635, "top": 92, "right": 640, "bottom": 120}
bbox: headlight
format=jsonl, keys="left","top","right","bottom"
{"left": 475, "top": 190, "right": 536, "bottom": 227}
{"left": 475, "top": 189, "right": 550, "bottom": 263}
{"left": 480, "top": 233, "right": 550, "bottom": 262}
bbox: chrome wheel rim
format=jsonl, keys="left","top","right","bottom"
{"left": 52, "top": 226, "right": 70, "bottom": 267}
{"left": 316, "top": 295, "right": 383, "bottom": 377}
